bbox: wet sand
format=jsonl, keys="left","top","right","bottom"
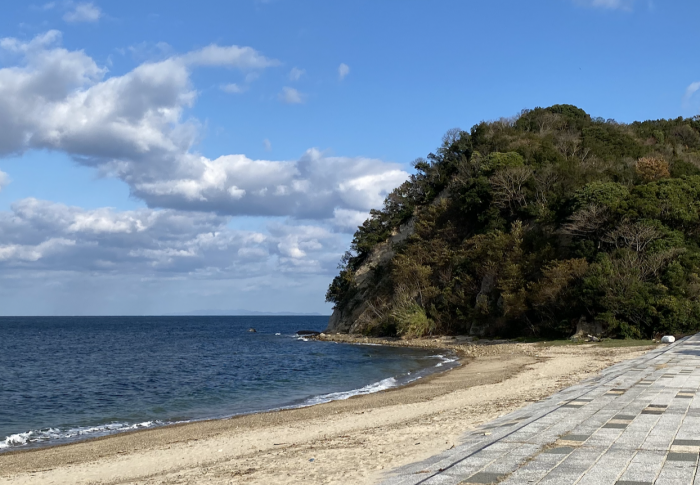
{"left": 0, "top": 338, "right": 655, "bottom": 484}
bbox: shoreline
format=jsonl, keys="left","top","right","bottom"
{"left": 0, "top": 336, "right": 460, "bottom": 455}
{"left": 0, "top": 356, "right": 460, "bottom": 454}
{"left": 0, "top": 338, "right": 657, "bottom": 484}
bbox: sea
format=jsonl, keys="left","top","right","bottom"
{"left": 0, "top": 316, "right": 457, "bottom": 451}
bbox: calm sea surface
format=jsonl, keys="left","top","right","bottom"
{"left": 0, "top": 316, "right": 455, "bottom": 450}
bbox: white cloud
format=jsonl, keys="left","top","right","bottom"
{"left": 127, "top": 41, "right": 173, "bottom": 62}
{"left": 331, "top": 208, "right": 368, "bottom": 232}
{"left": 683, "top": 81, "right": 700, "bottom": 109}
{"left": 181, "top": 44, "right": 278, "bottom": 69}
{"left": 63, "top": 2, "right": 102, "bottom": 23}
{"left": 279, "top": 86, "right": 305, "bottom": 104}
{"left": 0, "top": 238, "right": 76, "bottom": 262}
{"left": 0, "top": 29, "right": 63, "bottom": 53}
{"left": 288, "top": 67, "right": 305, "bottom": 81}
{"left": 0, "top": 32, "right": 407, "bottom": 222}
{"left": 130, "top": 149, "right": 408, "bottom": 219}
{"left": 0, "top": 198, "right": 347, "bottom": 277}
{"left": 575, "top": 0, "right": 637, "bottom": 10}
{"left": 263, "top": 139, "right": 272, "bottom": 151}
{"left": 0, "top": 34, "right": 401, "bottom": 313}
{"left": 0, "top": 171, "right": 9, "bottom": 191}
{"left": 338, "top": 63, "right": 350, "bottom": 80}
{"left": 221, "top": 83, "right": 246, "bottom": 94}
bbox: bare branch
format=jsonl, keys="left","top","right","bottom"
{"left": 489, "top": 166, "right": 532, "bottom": 213}
{"left": 640, "top": 248, "right": 685, "bottom": 279}
{"left": 602, "top": 221, "right": 663, "bottom": 253}
{"left": 555, "top": 131, "right": 582, "bottom": 160}
{"left": 537, "top": 112, "right": 564, "bottom": 133}
{"left": 561, "top": 204, "right": 610, "bottom": 237}
{"left": 533, "top": 165, "right": 559, "bottom": 205}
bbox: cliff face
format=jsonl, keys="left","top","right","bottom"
{"left": 325, "top": 219, "right": 415, "bottom": 333}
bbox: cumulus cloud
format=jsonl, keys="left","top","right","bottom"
{"left": 0, "top": 32, "right": 406, "bottom": 223}
{"left": 0, "top": 29, "right": 64, "bottom": 53}
{"left": 63, "top": 2, "right": 102, "bottom": 22}
{"left": 131, "top": 149, "right": 408, "bottom": 219}
{"left": 288, "top": 67, "right": 305, "bottom": 81}
{"left": 263, "top": 139, "right": 272, "bottom": 151}
{"left": 0, "top": 238, "right": 76, "bottom": 262}
{"left": 0, "top": 33, "right": 405, "bottom": 313}
{"left": 331, "top": 208, "right": 368, "bottom": 233}
{"left": 279, "top": 86, "right": 305, "bottom": 104}
{"left": 0, "top": 198, "right": 346, "bottom": 276}
{"left": 338, "top": 63, "right": 350, "bottom": 80}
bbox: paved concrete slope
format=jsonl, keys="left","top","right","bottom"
{"left": 382, "top": 334, "right": 700, "bottom": 485}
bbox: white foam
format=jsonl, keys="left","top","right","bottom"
{"left": 299, "top": 352, "right": 459, "bottom": 406}
{"left": 436, "top": 358, "right": 457, "bottom": 367}
{"left": 1, "top": 350, "right": 459, "bottom": 451}
{"left": 303, "top": 376, "right": 399, "bottom": 406}
{"left": 0, "top": 431, "right": 33, "bottom": 448}
{"left": 431, "top": 354, "right": 458, "bottom": 367}
{"left": 1, "top": 421, "right": 160, "bottom": 450}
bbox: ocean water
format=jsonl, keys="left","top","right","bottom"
{"left": 0, "top": 316, "right": 456, "bottom": 450}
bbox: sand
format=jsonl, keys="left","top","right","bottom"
{"left": 0, "top": 338, "right": 655, "bottom": 485}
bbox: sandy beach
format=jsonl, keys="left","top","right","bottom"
{"left": 0, "top": 338, "right": 655, "bottom": 485}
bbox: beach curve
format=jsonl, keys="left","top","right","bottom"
{"left": 0, "top": 339, "right": 654, "bottom": 485}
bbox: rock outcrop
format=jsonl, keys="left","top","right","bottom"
{"left": 325, "top": 219, "right": 415, "bottom": 333}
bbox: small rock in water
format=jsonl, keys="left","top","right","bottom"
{"left": 248, "top": 328, "right": 257, "bottom": 333}
{"left": 296, "top": 330, "right": 321, "bottom": 336}
{"left": 661, "top": 335, "right": 675, "bottom": 343}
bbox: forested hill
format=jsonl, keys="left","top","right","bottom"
{"left": 325, "top": 105, "right": 700, "bottom": 339}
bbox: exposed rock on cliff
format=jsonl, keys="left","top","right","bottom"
{"left": 325, "top": 219, "right": 415, "bottom": 333}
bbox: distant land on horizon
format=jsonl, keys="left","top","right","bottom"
{"left": 0, "top": 312, "right": 329, "bottom": 317}
{"left": 166, "top": 310, "right": 329, "bottom": 317}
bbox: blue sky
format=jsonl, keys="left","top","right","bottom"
{"left": 0, "top": 0, "right": 698, "bottom": 315}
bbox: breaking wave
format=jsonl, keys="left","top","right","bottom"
{"left": 0, "top": 421, "right": 161, "bottom": 450}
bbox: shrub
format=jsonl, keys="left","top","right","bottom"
{"left": 636, "top": 157, "right": 670, "bottom": 182}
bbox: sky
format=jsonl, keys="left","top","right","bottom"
{"left": 0, "top": 0, "right": 699, "bottom": 316}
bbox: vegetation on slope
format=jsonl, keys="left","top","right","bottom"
{"left": 326, "top": 105, "right": 700, "bottom": 339}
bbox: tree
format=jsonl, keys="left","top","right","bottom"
{"left": 561, "top": 204, "right": 610, "bottom": 238}
{"left": 328, "top": 106, "right": 700, "bottom": 339}
{"left": 636, "top": 157, "right": 670, "bottom": 182}
{"left": 489, "top": 166, "right": 532, "bottom": 213}
{"left": 601, "top": 221, "right": 663, "bottom": 253}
